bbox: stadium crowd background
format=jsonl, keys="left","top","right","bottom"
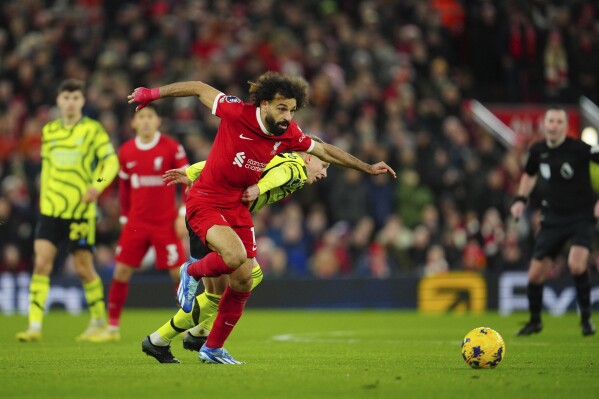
{"left": 1, "top": 0, "right": 599, "bottom": 280}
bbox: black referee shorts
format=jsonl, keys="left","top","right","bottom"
{"left": 533, "top": 216, "right": 595, "bottom": 260}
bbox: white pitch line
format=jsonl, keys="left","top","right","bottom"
{"left": 271, "top": 331, "right": 459, "bottom": 345}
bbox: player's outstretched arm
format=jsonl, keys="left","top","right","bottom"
{"left": 128, "top": 81, "right": 222, "bottom": 111}
{"left": 162, "top": 167, "right": 192, "bottom": 188}
{"left": 310, "top": 141, "right": 396, "bottom": 178}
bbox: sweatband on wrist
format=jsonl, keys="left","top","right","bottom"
{"left": 149, "top": 87, "right": 160, "bottom": 100}
{"left": 512, "top": 195, "right": 528, "bottom": 205}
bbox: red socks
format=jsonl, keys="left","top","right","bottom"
{"left": 187, "top": 252, "right": 234, "bottom": 279}
{"left": 206, "top": 286, "right": 251, "bottom": 348}
{"left": 107, "top": 280, "right": 129, "bottom": 327}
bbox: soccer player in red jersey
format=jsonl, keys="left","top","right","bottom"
{"left": 91, "top": 104, "right": 189, "bottom": 342}
{"left": 128, "top": 71, "right": 396, "bottom": 363}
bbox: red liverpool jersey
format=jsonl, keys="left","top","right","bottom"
{"left": 189, "top": 93, "right": 314, "bottom": 207}
{"left": 118, "top": 133, "right": 189, "bottom": 224}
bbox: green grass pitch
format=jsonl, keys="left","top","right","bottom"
{"left": 1, "top": 309, "right": 598, "bottom": 399}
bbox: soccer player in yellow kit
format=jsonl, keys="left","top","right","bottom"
{"left": 142, "top": 147, "right": 329, "bottom": 363}
{"left": 16, "top": 79, "right": 120, "bottom": 342}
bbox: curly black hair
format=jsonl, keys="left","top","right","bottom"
{"left": 248, "top": 71, "right": 309, "bottom": 109}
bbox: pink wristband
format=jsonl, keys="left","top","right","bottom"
{"left": 149, "top": 87, "right": 160, "bottom": 100}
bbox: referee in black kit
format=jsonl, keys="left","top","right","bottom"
{"left": 511, "top": 107, "right": 597, "bottom": 337}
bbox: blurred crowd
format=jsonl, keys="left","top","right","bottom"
{"left": 1, "top": 0, "right": 599, "bottom": 279}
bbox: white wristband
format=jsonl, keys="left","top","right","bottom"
{"left": 178, "top": 206, "right": 186, "bottom": 217}
{"left": 119, "top": 216, "right": 128, "bottom": 225}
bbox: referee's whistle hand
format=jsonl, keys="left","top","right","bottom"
{"left": 511, "top": 202, "right": 525, "bottom": 219}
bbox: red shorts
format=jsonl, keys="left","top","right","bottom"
{"left": 115, "top": 221, "right": 185, "bottom": 269}
{"left": 186, "top": 198, "right": 257, "bottom": 258}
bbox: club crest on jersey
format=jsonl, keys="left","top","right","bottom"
{"left": 270, "top": 141, "right": 282, "bottom": 155}
{"left": 560, "top": 162, "right": 573, "bottom": 179}
{"left": 288, "top": 177, "right": 304, "bottom": 190}
{"left": 154, "top": 156, "right": 164, "bottom": 171}
{"left": 220, "top": 95, "right": 241, "bottom": 103}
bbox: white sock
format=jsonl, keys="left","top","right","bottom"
{"left": 149, "top": 331, "right": 170, "bottom": 346}
{"left": 29, "top": 321, "right": 42, "bottom": 331}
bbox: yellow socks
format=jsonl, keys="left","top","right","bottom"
{"left": 154, "top": 265, "right": 264, "bottom": 342}
{"left": 156, "top": 307, "right": 196, "bottom": 343}
{"left": 28, "top": 274, "right": 50, "bottom": 330}
{"left": 83, "top": 278, "right": 106, "bottom": 325}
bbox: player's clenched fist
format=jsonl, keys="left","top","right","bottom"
{"left": 128, "top": 87, "right": 160, "bottom": 111}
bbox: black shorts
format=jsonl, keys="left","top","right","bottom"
{"left": 533, "top": 216, "right": 595, "bottom": 260}
{"left": 35, "top": 215, "right": 95, "bottom": 252}
{"left": 186, "top": 218, "right": 210, "bottom": 260}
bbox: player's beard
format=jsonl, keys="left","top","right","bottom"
{"left": 265, "top": 114, "right": 289, "bottom": 136}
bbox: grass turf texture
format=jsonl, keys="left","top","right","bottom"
{"left": 1, "top": 310, "right": 598, "bottom": 399}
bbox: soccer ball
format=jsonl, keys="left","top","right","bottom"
{"left": 461, "top": 327, "right": 505, "bottom": 369}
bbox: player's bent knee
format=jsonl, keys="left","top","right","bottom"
{"left": 528, "top": 270, "right": 545, "bottom": 284}
{"left": 113, "top": 263, "right": 135, "bottom": 281}
{"left": 221, "top": 251, "right": 247, "bottom": 270}
{"left": 33, "top": 251, "right": 55, "bottom": 275}
{"left": 229, "top": 267, "right": 253, "bottom": 292}
{"left": 230, "top": 277, "right": 252, "bottom": 292}
{"left": 568, "top": 263, "right": 588, "bottom": 276}
{"left": 33, "top": 260, "right": 53, "bottom": 276}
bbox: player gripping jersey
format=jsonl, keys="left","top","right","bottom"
{"left": 129, "top": 72, "right": 395, "bottom": 364}
{"left": 184, "top": 93, "right": 314, "bottom": 258}
{"left": 143, "top": 147, "right": 329, "bottom": 361}
{"left": 186, "top": 151, "right": 309, "bottom": 213}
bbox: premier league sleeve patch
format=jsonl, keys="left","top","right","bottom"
{"left": 224, "top": 95, "right": 241, "bottom": 103}
{"left": 215, "top": 94, "right": 243, "bottom": 119}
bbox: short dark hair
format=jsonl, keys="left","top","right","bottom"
{"left": 248, "top": 71, "right": 309, "bottom": 109}
{"left": 138, "top": 103, "right": 160, "bottom": 116}
{"left": 545, "top": 106, "right": 568, "bottom": 121}
{"left": 58, "top": 79, "right": 85, "bottom": 94}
